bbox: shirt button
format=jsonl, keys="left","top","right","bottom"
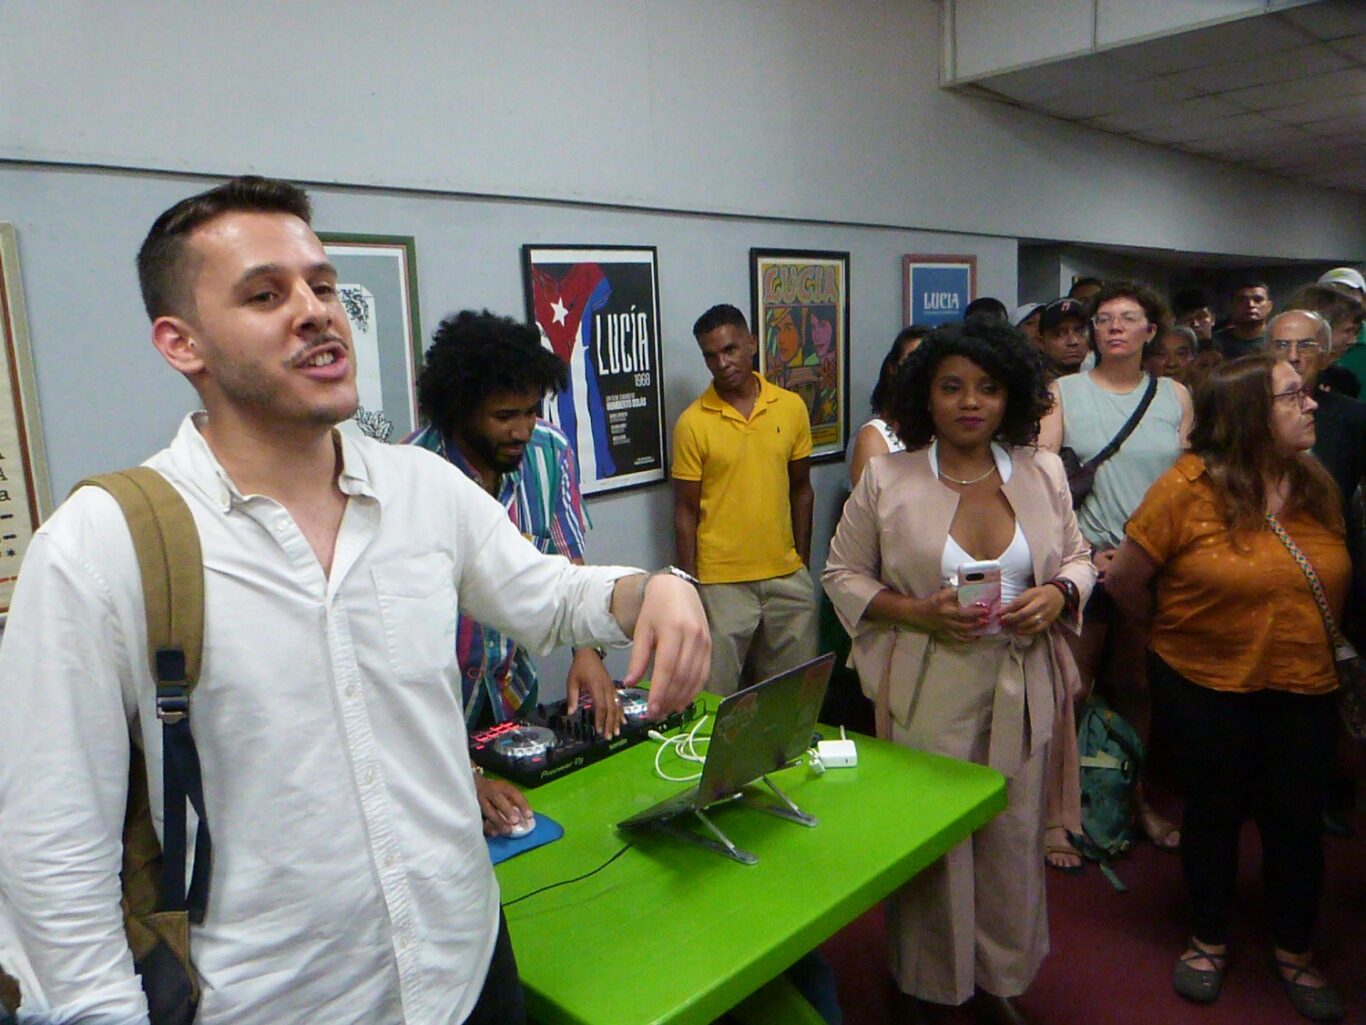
{"left": 275, "top": 520, "right": 289, "bottom": 533}
{"left": 397, "top": 931, "right": 411, "bottom": 950}
{"left": 345, "top": 684, "right": 358, "bottom": 699}
{"left": 384, "top": 853, "right": 397, "bottom": 868}
{"left": 364, "top": 768, "right": 376, "bottom": 786}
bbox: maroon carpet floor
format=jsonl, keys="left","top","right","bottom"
{"left": 819, "top": 808, "right": 1365, "bottom": 1025}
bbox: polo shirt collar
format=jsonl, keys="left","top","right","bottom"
{"left": 700, "top": 372, "right": 776, "bottom": 420}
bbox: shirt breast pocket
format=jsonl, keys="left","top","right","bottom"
{"left": 373, "top": 553, "right": 457, "bottom": 683}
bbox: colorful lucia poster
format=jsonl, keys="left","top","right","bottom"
{"left": 751, "top": 250, "right": 849, "bottom": 460}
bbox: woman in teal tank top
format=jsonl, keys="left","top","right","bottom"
{"left": 1038, "top": 280, "right": 1193, "bottom": 870}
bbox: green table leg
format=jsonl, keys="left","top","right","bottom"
{"left": 730, "top": 975, "right": 827, "bottom": 1025}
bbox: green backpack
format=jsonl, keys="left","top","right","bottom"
{"left": 1069, "top": 696, "right": 1143, "bottom": 890}
{"left": 0, "top": 468, "right": 208, "bottom": 1024}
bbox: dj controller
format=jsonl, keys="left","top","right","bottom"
{"left": 468, "top": 686, "right": 699, "bottom": 787}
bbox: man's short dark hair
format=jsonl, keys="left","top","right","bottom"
{"left": 417, "top": 309, "right": 570, "bottom": 435}
{"left": 1229, "top": 276, "right": 1270, "bottom": 297}
{"left": 963, "top": 297, "right": 1009, "bottom": 323}
{"left": 1171, "top": 288, "right": 1210, "bottom": 318}
{"left": 890, "top": 319, "right": 1052, "bottom": 449}
{"left": 1068, "top": 277, "right": 1103, "bottom": 297}
{"left": 136, "top": 175, "right": 313, "bottom": 321}
{"left": 693, "top": 304, "right": 749, "bottom": 339}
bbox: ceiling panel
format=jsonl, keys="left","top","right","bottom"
{"left": 1279, "top": 0, "right": 1366, "bottom": 40}
{"left": 949, "top": 2, "right": 1366, "bottom": 195}
{"left": 1219, "top": 68, "right": 1366, "bottom": 111}
{"left": 1166, "top": 43, "right": 1353, "bottom": 94}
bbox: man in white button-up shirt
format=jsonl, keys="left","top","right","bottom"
{"left": 0, "top": 176, "right": 709, "bottom": 1025}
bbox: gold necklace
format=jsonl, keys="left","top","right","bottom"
{"left": 938, "top": 464, "right": 998, "bottom": 486}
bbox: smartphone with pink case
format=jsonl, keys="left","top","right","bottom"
{"left": 957, "top": 559, "right": 1003, "bottom": 635}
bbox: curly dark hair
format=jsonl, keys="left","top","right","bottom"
{"left": 889, "top": 320, "right": 1052, "bottom": 449}
{"left": 417, "top": 309, "right": 569, "bottom": 435}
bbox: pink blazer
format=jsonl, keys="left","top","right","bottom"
{"left": 822, "top": 445, "right": 1095, "bottom": 818}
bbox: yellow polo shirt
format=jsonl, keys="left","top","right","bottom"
{"left": 672, "top": 374, "right": 812, "bottom": 584}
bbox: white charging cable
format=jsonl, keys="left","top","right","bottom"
{"left": 649, "top": 714, "right": 711, "bottom": 782}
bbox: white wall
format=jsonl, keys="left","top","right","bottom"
{"left": 2, "top": 1, "right": 1362, "bottom": 259}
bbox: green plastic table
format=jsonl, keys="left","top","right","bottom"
{"left": 494, "top": 698, "right": 1006, "bottom": 1025}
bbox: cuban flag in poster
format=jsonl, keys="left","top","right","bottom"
{"left": 530, "top": 263, "right": 617, "bottom": 483}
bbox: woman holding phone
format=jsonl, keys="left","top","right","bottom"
{"left": 823, "top": 320, "right": 1095, "bottom": 1023}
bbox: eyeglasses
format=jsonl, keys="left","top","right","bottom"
{"left": 1092, "top": 312, "right": 1147, "bottom": 328}
{"left": 1272, "top": 386, "right": 1311, "bottom": 409}
{"left": 1271, "top": 339, "right": 1322, "bottom": 355}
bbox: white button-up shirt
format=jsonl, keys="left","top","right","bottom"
{"left": 0, "top": 415, "right": 634, "bottom": 1024}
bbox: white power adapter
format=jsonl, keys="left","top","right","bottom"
{"left": 815, "top": 735, "right": 858, "bottom": 768}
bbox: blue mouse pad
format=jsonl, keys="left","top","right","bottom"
{"left": 486, "top": 812, "right": 564, "bottom": 865}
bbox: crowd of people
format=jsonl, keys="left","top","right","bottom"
{"left": 830, "top": 267, "right": 1365, "bottom": 1024}
{"left": 0, "top": 169, "right": 1362, "bottom": 1025}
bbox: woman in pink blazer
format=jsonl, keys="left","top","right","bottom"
{"left": 824, "top": 319, "right": 1095, "bottom": 1024}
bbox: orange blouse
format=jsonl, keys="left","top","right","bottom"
{"left": 1126, "top": 454, "right": 1348, "bottom": 695}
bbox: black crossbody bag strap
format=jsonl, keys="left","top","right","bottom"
{"left": 1082, "top": 375, "right": 1159, "bottom": 474}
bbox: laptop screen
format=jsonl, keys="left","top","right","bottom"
{"left": 697, "top": 653, "right": 834, "bottom": 806}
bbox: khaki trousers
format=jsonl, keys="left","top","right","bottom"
{"left": 885, "top": 636, "right": 1050, "bottom": 1006}
{"left": 698, "top": 567, "right": 818, "bottom": 696}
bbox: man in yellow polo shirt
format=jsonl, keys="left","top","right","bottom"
{"left": 673, "top": 303, "right": 817, "bottom": 695}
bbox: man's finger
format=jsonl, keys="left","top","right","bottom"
{"left": 645, "top": 631, "right": 683, "bottom": 719}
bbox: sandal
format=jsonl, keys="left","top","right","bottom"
{"left": 1137, "top": 802, "right": 1181, "bottom": 851}
{"left": 1274, "top": 955, "right": 1345, "bottom": 1022}
{"left": 1044, "top": 825, "right": 1083, "bottom": 874}
{"left": 1172, "top": 940, "right": 1227, "bottom": 1003}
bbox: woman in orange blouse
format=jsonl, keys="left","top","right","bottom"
{"left": 1106, "top": 354, "right": 1348, "bottom": 1022}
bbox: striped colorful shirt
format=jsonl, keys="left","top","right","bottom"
{"left": 406, "top": 420, "right": 589, "bottom": 727}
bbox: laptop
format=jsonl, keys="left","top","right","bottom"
{"left": 617, "top": 653, "right": 834, "bottom": 861}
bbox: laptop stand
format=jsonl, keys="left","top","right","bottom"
{"left": 737, "top": 773, "right": 819, "bottom": 828}
{"left": 654, "top": 775, "right": 819, "bottom": 865}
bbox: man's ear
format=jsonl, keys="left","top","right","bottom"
{"left": 152, "top": 315, "right": 205, "bottom": 375}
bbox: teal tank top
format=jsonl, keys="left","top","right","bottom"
{"left": 1057, "top": 372, "right": 1183, "bottom": 548}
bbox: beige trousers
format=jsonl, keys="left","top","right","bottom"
{"left": 698, "top": 567, "right": 818, "bottom": 696}
{"left": 885, "top": 636, "right": 1050, "bottom": 1006}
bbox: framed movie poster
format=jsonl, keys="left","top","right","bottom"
{"left": 0, "top": 223, "right": 52, "bottom": 615}
{"left": 318, "top": 233, "right": 422, "bottom": 443}
{"left": 903, "top": 254, "right": 976, "bottom": 326}
{"left": 750, "top": 249, "right": 849, "bottom": 462}
{"left": 522, "top": 245, "right": 666, "bottom": 495}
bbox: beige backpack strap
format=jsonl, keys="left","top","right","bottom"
{"left": 76, "top": 468, "right": 203, "bottom": 690}
{"left": 73, "top": 468, "right": 210, "bottom": 1020}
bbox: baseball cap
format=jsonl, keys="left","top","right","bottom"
{"left": 1038, "top": 297, "right": 1088, "bottom": 332}
{"left": 1014, "top": 302, "right": 1045, "bottom": 326}
{"left": 1319, "top": 267, "right": 1366, "bottom": 293}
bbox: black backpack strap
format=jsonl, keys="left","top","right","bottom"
{"left": 77, "top": 468, "right": 212, "bottom": 924}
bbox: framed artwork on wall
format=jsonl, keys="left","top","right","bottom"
{"left": 903, "top": 253, "right": 977, "bottom": 327}
{"left": 522, "top": 245, "right": 667, "bottom": 496}
{"left": 750, "top": 248, "right": 850, "bottom": 462}
{"left": 318, "top": 233, "right": 423, "bottom": 443}
{"left": 0, "top": 223, "right": 52, "bottom": 615}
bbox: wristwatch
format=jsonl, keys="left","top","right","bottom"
{"left": 652, "top": 565, "right": 701, "bottom": 588}
{"left": 638, "top": 565, "right": 701, "bottom": 605}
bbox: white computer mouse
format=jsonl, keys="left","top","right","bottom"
{"left": 505, "top": 814, "right": 536, "bottom": 840}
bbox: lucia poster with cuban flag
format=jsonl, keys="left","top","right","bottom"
{"left": 522, "top": 245, "right": 666, "bottom": 495}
